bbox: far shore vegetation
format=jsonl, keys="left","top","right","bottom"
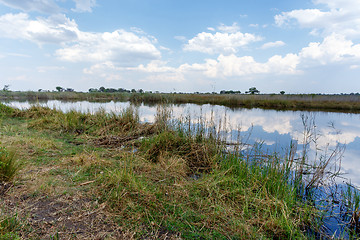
{"left": 1, "top": 85, "right": 360, "bottom": 112}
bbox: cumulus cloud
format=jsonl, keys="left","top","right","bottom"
{"left": 0, "top": 13, "right": 78, "bottom": 45}
{"left": 84, "top": 51, "right": 302, "bottom": 86}
{"left": 183, "top": 23, "right": 262, "bottom": 54}
{"left": 56, "top": 30, "right": 161, "bottom": 64}
{"left": 300, "top": 33, "right": 360, "bottom": 64}
{"left": 0, "top": 13, "right": 161, "bottom": 65}
{"left": 184, "top": 31, "right": 262, "bottom": 55}
{"left": 72, "top": 0, "right": 97, "bottom": 12}
{"left": 184, "top": 53, "right": 300, "bottom": 78}
{"left": 261, "top": 40, "right": 285, "bottom": 49}
{"left": 275, "top": 0, "right": 360, "bottom": 38}
{"left": 0, "top": 0, "right": 61, "bottom": 13}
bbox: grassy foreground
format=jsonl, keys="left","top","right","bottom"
{"left": 0, "top": 103, "right": 316, "bottom": 239}
{"left": 2, "top": 91, "right": 360, "bottom": 112}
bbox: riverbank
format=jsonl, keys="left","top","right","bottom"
{"left": 0, "top": 103, "right": 319, "bottom": 239}
{"left": 1, "top": 91, "right": 360, "bottom": 113}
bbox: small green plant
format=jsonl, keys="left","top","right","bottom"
{"left": 0, "top": 214, "right": 20, "bottom": 239}
{"left": 0, "top": 147, "right": 19, "bottom": 183}
{"left": 0, "top": 104, "right": 14, "bottom": 117}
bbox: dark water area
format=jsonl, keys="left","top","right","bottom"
{"left": 3, "top": 100, "right": 360, "bottom": 238}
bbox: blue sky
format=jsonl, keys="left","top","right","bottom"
{"left": 0, "top": 0, "right": 359, "bottom": 93}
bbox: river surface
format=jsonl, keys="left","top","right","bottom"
{"left": 3, "top": 99, "right": 360, "bottom": 187}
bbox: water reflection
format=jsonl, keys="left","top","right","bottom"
{"left": 3, "top": 100, "right": 360, "bottom": 187}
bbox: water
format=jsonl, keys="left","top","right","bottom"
{"left": 3, "top": 99, "right": 360, "bottom": 237}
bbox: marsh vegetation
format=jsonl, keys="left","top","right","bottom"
{"left": 2, "top": 90, "right": 360, "bottom": 113}
{"left": 0, "top": 102, "right": 359, "bottom": 239}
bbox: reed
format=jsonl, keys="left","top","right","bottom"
{"left": 2, "top": 91, "right": 360, "bottom": 112}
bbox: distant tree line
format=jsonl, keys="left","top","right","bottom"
{"left": 56, "top": 86, "right": 74, "bottom": 92}
{"left": 88, "top": 87, "right": 147, "bottom": 93}
{"left": 220, "top": 90, "right": 241, "bottom": 94}
{"left": 5, "top": 84, "right": 360, "bottom": 96}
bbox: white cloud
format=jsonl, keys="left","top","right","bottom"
{"left": 183, "top": 23, "right": 262, "bottom": 55}
{"left": 72, "top": 0, "right": 97, "bottom": 13}
{"left": 56, "top": 29, "right": 161, "bottom": 64}
{"left": 0, "top": 13, "right": 78, "bottom": 45}
{"left": 217, "top": 22, "right": 240, "bottom": 33}
{"left": 84, "top": 51, "right": 301, "bottom": 87}
{"left": 0, "top": 13, "right": 161, "bottom": 65}
{"left": 184, "top": 31, "right": 262, "bottom": 55}
{"left": 261, "top": 40, "right": 285, "bottom": 49}
{"left": 183, "top": 53, "right": 300, "bottom": 78}
{"left": 0, "top": 0, "right": 61, "bottom": 13}
{"left": 275, "top": 0, "right": 360, "bottom": 38}
{"left": 299, "top": 33, "right": 360, "bottom": 64}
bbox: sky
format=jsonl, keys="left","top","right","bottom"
{"left": 0, "top": 0, "right": 360, "bottom": 94}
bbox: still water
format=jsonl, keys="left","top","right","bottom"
{"left": 4, "top": 100, "right": 360, "bottom": 187}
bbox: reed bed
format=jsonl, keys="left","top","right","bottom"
{"left": 2, "top": 91, "right": 360, "bottom": 112}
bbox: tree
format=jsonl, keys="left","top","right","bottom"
{"left": 55, "top": 86, "right": 63, "bottom": 92}
{"left": 2, "top": 85, "right": 10, "bottom": 91}
{"left": 246, "top": 87, "right": 260, "bottom": 94}
{"left": 99, "top": 86, "right": 105, "bottom": 92}
{"left": 280, "top": 91, "right": 285, "bottom": 95}
{"left": 89, "top": 88, "right": 98, "bottom": 92}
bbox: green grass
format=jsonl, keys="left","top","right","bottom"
{"left": 0, "top": 147, "right": 19, "bottom": 183}
{"left": 0, "top": 214, "right": 21, "bottom": 240}
{"left": 0, "top": 103, "right": 340, "bottom": 239}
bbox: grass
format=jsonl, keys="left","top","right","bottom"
{"left": 0, "top": 102, "right": 355, "bottom": 239}
{"left": 0, "top": 214, "right": 21, "bottom": 240}
{"left": 2, "top": 90, "right": 360, "bottom": 112}
{"left": 0, "top": 147, "right": 19, "bottom": 183}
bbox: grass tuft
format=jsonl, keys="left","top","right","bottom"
{"left": 0, "top": 147, "right": 19, "bottom": 183}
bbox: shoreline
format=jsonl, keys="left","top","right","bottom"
{"left": 1, "top": 91, "right": 360, "bottom": 113}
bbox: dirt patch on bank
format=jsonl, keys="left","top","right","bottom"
{"left": 1, "top": 192, "right": 126, "bottom": 239}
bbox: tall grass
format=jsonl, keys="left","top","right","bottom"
{"left": 0, "top": 147, "right": 19, "bottom": 183}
